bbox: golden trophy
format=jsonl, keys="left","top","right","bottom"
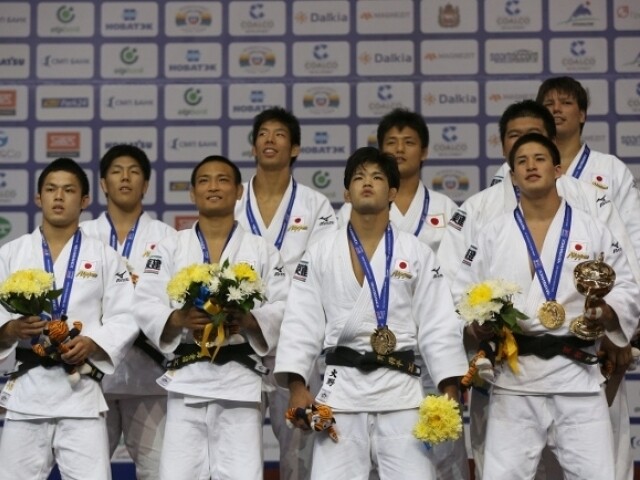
{"left": 570, "top": 252, "right": 616, "bottom": 340}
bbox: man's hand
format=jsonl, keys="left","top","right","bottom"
{"left": 168, "top": 307, "right": 212, "bottom": 332}
{"left": 584, "top": 298, "right": 620, "bottom": 332}
{"left": 0, "top": 316, "right": 46, "bottom": 344}
{"left": 60, "top": 335, "right": 99, "bottom": 365}
{"left": 599, "top": 335, "right": 632, "bottom": 375}
{"left": 288, "top": 374, "right": 315, "bottom": 430}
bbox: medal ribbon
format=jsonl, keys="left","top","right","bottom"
{"left": 194, "top": 221, "right": 238, "bottom": 358}
{"left": 347, "top": 222, "right": 393, "bottom": 330}
{"left": 513, "top": 203, "right": 572, "bottom": 302}
{"left": 570, "top": 144, "right": 591, "bottom": 180}
{"left": 195, "top": 221, "right": 237, "bottom": 264}
{"left": 41, "top": 229, "right": 82, "bottom": 320}
{"left": 105, "top": 212, "right": 142, "bottom": 260}
{"left": 413, "top": 185, "right": 431, "bottom": 236}
{"left": 246, "top": 178, "right": 297, "bottom": 251}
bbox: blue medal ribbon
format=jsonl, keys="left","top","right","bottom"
{"left": 413, "top": 185, "right": 431, "bottom": 236}
{"left": 513, "top": 204, "right": 572, "bottom": 302}
{"left": 347, "top": 222, "right": 394, "bottom": 330}
{"left": 41, "top": 229, "right": 82, "bottom": 320}
{"left": 105, "top": 212, "right": 142, "bottom": 260}
{"left": 246, "top": 178, "right": 297, "bottom": 251}
{"left": 570, "top": 144, "right": 591, "bottom": 180}
{"left": 195, "top": 221, "right": 237, "bottom": 264}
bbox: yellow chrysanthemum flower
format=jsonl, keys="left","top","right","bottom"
{"left": 468, "top": 283, "right": 493, "bottom": 307}
{"left": 0, "top": 269, "right": 55, "bottom": 299}
{"left": 413, "top": 395, "right": 462, "bottom": 445}
{"left": 167, "top": 264, "right": 217, "bottom": 303}
{"left": 232, "top": 263, "right": 258, "bottom": 283}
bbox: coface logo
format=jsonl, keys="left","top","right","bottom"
{"left": 442, "top": 126, "right": 458, "bottom": 142}
{"left": 46, "top": 132, "right": 80, "bottom": 158}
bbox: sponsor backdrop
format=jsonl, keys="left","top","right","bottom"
{"left": 0, "top": 0, "right": 639, "bottom": 474}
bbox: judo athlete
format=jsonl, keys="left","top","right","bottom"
{"left": 453, "top": 133, "right": 640, "bottom": 480}
{"left": 0, "top": 157, "right": 139, "bottom": 480}
{"left": 275, "top": 147, "right": 468, "bottom": 480}
{"left": 81, "top": 144, "right": 176, "bottom": 479}
{"left": 133, "top": 155, "right": 289, "bottom": 480}
{"left": 337, "top": 108, "right": 468, "bottom": 480}
{"left": 235, "top": 107, "right": 337, "bottom": 480}
{"left": 490, "top": 78, "right": 640, "bottom": 480}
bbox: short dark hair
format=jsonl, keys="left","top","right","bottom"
{"left": 251, "top": 107, "right": 301, "bottom": 164}
{"left": 190, "top": 155, "right": 242, "bottom": 187}
{"left": 499, "top": 100, "right": 557, "bottom": 146}
{"left": 343, "top": 147, "right": 400, "bottom": 191}
{"left": 377, "top": 108, "right": 429, "bottom": 149}
{"left": 100, "top": 144, "right": 151, "bottom": 181}
{"left": 38, "top": 157, "right": 90, "bottom": 197}
{"left": 536, "top": 76, "right": 589, "bottom": 133}
{"left": 508, "top": 132, "right": 561, "bottom": 171}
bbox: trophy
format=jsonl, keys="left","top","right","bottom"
{"left": 570, "top": 252, "right": 616, "bottom": 340}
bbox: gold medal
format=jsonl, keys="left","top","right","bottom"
{"left": 370, "top": 327, "right": 396, "bottom": 355}
{"left": 538, "top": 301, "right": 565, "bottom": 330}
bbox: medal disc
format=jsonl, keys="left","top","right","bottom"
{"left": 370, "top": 327, "right": 396, "bottom": 355}
{"left": 538, "top": 301, "right": 565, "bottom": 330}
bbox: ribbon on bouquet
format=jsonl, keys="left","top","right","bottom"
{"left": 498, "top": 326, "right": 519, "bottom": 374}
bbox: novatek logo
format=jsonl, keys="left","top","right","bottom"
{"left": 175, "top": 6, "right": 212, "bottom": 31}
{"left": 46, "top": 132, "right": 80, "bottom": 158}
{"left": 0, "top": 90, "right": 17, "bottom": 116}
{"left": 104, "top": 7, "right": 154, "bottom": 32}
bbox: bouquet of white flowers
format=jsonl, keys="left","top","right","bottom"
{"left": 167, "top": 259, "right": 265, "bottom": 359}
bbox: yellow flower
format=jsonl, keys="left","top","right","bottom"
{"left": 167, "top": 264, "right": 217, "bottom": 303}
{"left": 413, "top": 395, "right": 462, "bottom": 445}
{"left": 468, "top": 283, "right": 493, "bottom": 307}
{"left": 0, "top": 269, "right": 55, "bottom": 299}
{"left": 232, "top": 263, "right": 258, "bottom": 283}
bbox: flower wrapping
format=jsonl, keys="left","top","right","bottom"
{"left": 0, "top": 269, "right": 62, "bottom": 318}
{"left": 166, "top": 259, "right": 265, "bottom": 359}
{"left": 457, "top": 279, "right": 528, "bottom": 381}
{"left": 413, "top": 395, "right": 462, "bottom": 446}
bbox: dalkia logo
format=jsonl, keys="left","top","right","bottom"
{"left": 0, "top": 216, "right": 11, "bottom": 240}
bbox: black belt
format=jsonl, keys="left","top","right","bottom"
{"left": 166, "top": 343, "right": 269, "bottom": 375}
{"left": 514, "top": 333, "right": 598, "bottom": 365}
{"left": 8, "top": 348, "right": 104, "bottom": 382}
{"left": 324, "top": 346, "right": 421, "bottom": 377}
{"left": 133, "top": 332, "right": 167, "bottom": 368}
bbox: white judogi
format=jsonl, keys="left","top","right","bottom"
{"left": 438, "top": 172, "right": 640, "bottom": 479}
{"left": 133, "top": 222, "right": 288, "bottom": 480}
{"left": 340, "top": 184, "right": 468, "bottom": 480}
{"left": 337, "top": 182, "right": 456, "bottom": 254}
{"left": 81, "top": 212, "right": 176, "bottom": 480}
{"left": 0, "top": 228, "right": 138, "bottom": 480}
{"left": 274, "top": 224, "right": 468, "bottom": 480}
{"left": 236, "top": 176, "right": 337, "bottom": 480}
{"left": 452, "top": 202, "right": 640, "bottom": 480}
{"left": 491, "top": 147, "right": 640, "bottom": 480}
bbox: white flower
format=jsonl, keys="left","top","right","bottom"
{"left": 220, "top": 266, "right": 236, "bottom": 281}
{"left": 207, "top": 276, "right": 221, "bottom": 294}
{"left": 226, "top": 286, "right": 244, "bottom": 303}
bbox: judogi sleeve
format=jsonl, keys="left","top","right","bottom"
{"left": 248, "top": 243, "right": 288, "bottom": 356}
{"left": 437, "top": 202, "right": 474, "bottom": 284}
{"left": 413, "top": 247, "right": 468, "bottom": 388}
{"left": 0, "top": 244, "right": 18, "bottom": 360}
{"left": 133, "top": 236, "right": 180, "bottom": 354}
{"left": 85, "top": 244, "right": 139, "bottom": 374}
{"left": 274, "top": 245, "right": 326, "bottom": 387}
{"left": 610, "top": 161, "right": 640, "bottom": 269}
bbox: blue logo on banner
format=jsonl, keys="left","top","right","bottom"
{"left": 570, "top": 40, "right": 586, "bottom": 57}
{"left": 442, "top": 126, "right": 458, "bottom": 142}
{"left": 313, "top": 44, "right": 329, "bottom": 60}
{"left": 250, "top": 3, "right": 264, "bottom": 20}
{"left": 377, "top": 84, "right": 392, "bottom": 101}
